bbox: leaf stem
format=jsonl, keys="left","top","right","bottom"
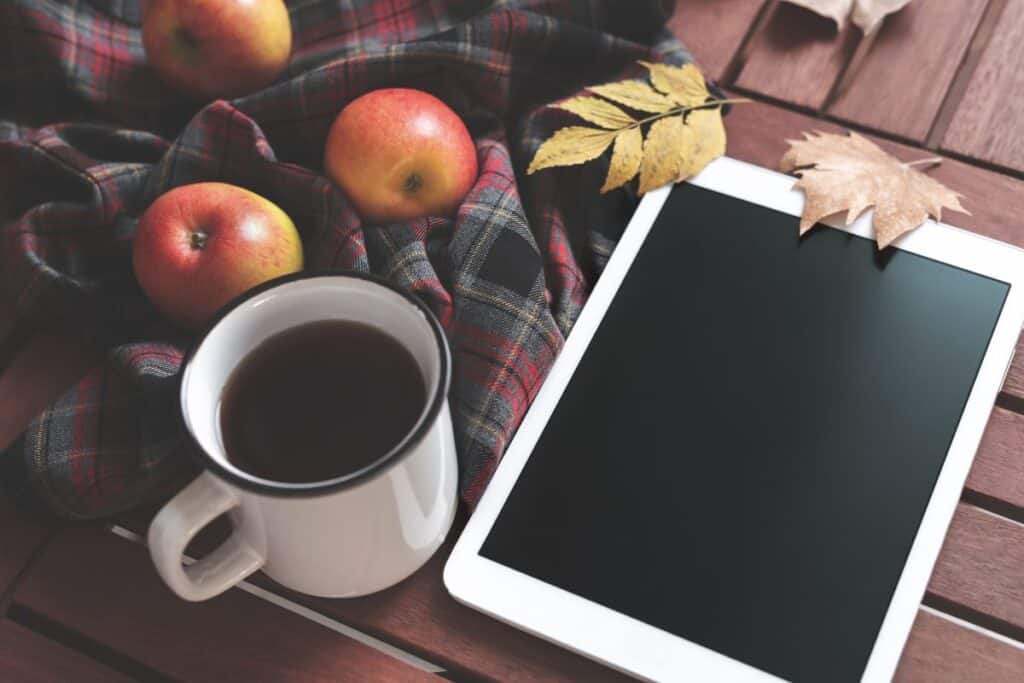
{"left": 905, "top": 156, "right": 943, "bottom": 169}
{"left": 626, "top": 98, "right": 752, "bottom": 130}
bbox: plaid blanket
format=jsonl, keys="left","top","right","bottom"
{"left": 0, "top": 0, "right": 692, "bottom": 519}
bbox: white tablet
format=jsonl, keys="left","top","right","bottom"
{"left": 444, "top": 157, "right": 1024, "bottom": 682}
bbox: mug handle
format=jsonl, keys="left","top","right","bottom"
{"left": 148, "top": 472, "right": 265, "bottom": 601}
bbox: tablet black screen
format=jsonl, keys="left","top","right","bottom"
{"left": 480, "top": 183, "right": 1009, "bottom": 682}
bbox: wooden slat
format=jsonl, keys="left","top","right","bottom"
{"left": 734, "top": 1, "right": 859, "bottom": 109}
{"left": 270, "top": 534, "right": 630, "bottom": 681}
{"left": 112, "top": 507, "right": 628, "bottom": 681}
{"left": 895, "top": 609, "right": 1024, "bottom": 682}
{"left": 928, "top": 504, "right": 1024, "bottom": 633}
{"left": 13, "top": 526, "right": 439, "bottom": 683}
{"left": 942, "top": 0, "right": 1024, "bottom": 172}
{"left": 827, "top": 0, "right": 989, "bottom": 142}
{"left": 1006, "top": 337, "right": 1024, "bottom": 398}
{"left": 0, "top": 620, "right": 132, "bottom": 683}
{"left": 667, "top": 0, "right": 766, "bottom": 81}
{"left": 0, "top": 495, "right": 51, "bottom": 594}
{"left": 968, "top": 406, "right": 1024, "bottom": 512}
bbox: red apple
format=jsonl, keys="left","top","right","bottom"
{"left": 324, "top": 88, "right": 478, "bottom": 223}
{"left": 142, "top": 0, "right": 292, "bottom": 100}
{"left": 133, "top": 183, "right": 303, "bottom": 329}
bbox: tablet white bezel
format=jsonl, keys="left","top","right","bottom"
{"left": 444, "top": 156, "right": 1024, "bottom": 682}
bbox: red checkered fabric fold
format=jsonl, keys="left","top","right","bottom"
{"left": 0, "top": 0, "right": 693, "bottom": 519}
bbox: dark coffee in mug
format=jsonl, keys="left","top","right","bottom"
{"left": 219, "top": 319, "right": 427, "bottom": 483}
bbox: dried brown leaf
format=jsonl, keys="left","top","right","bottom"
{"left": 527, "top": 126, "right": 617, "bottom": 174}
{"left": 638, "top": 115, "right": 685, "bottom": 194}
{"left": 639, "top": 61, "right": 709, "bottom": 106}
{"left": 783, "top": 0, "right": 852, "bottom": 28}
{"left": 780, "top": 131, "right": 967, "bottom": 249}
{"left": 601, "top": 127, "right": 643, "bottom": 193}
{"left": 851, "top": 0, "right": 913, "bottom": 34}
{"left": 782, "top": 0, "right": 913, "bottom": 33}
{"left": 554, "top": 97, "right": 636, "bottom": 129}
{"left": 588, "top": 81, "right": 674, "bottom": 113}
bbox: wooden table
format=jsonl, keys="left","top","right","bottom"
{"left": 2, "top": 2, "right": 1023, "bottom": 680}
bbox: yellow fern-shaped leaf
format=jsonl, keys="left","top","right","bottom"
{"left": 638, "top": 115, "right": 685, "bottom": 194}
{"left": 527, "top": 126, "right": 617, "bottom": 174}
{"left": 639, "top": 61, "right": 709, "bottom": 107}
{"left": 601, "top": 127, "right": 643, "bottom": 193}
{"left": 588, "top": 81, "right": 674, "bottom": 113}
{"left": 554, "top": 97, "right": 636, "bottom": 129}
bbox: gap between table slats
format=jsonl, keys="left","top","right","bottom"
{"left": 825, "top": 0, "right": 989, "bottom": 143}
{"left": 941, "top": 0, "right": 1024, "bottom": 173}
{"left": 666, "top": 0, "right": 768, "bottom": 82}
{"left": 894, "top": 608, "right": 1024, "bottom": 682}
{"left": 926, "top": 504, "right": 1024, "bottom": 642}
{"left": 723, "top": 0, "right": 1022, "bottom": 172}
{"left": 0, "top": 618, "right": 134, "bottom": 683}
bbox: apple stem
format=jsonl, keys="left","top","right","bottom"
{"left": 174, "top": 27, "right": 202, "bottom": 64}
{"left": 190, "top": 231, "right": 209, "bottom": 250}
{"left": 403, "top": 173, "right": 423, "bottom": 194}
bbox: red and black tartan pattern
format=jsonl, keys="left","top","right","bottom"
{"left": 0, "top": 0, "right": 691, "bottom": 519}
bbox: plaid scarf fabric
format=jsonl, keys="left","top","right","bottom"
{"left": 0, "top": 0, "right": 692, "bottom": 519}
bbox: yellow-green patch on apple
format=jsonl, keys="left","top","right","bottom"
{"left": 132, "top": 183, "right": 303, "bottom": 329}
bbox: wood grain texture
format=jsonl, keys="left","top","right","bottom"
{"left": 967, "top": 406, "right": 1024, "bottom": 512}
{"left": 734, "top": 1, "right": 859, "bottom": 109}
{"left": 0, "top": 619, "right": 132, "bottom": 683}
{"left": 667, "top": 0, "right": 766, "bottom": 81}
{"left": 1005, "top": 336, "right": 1024, "bottom": 398}
{"left": 13, "top": 526, "right": 439, "bottom": 683}
{"left": 827, "top": 0, "right": 989, "bottom": 142}
{"left": 928, "top": 504, "right": 1024, "bottom": 633}
{"left": 0, "top": 495, "right": 51, "bottom": 594}
{"left": 267, "top": 531, "right": 631, "bottom": 682}
{"left": 895, "top": 609, "right": 1024, "bottom": 682}
{"left": 942, "top": 0, "right": 1024, "bottom": 171}
{"left": 114, "top": 511, "right": 625, "bottom": 681}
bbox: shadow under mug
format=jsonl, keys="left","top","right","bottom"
{"left": 149, "top": 271, "right": 458, "bottom": 601}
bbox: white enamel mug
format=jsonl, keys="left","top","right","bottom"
{"left": 148, "top": 272, "right": 458, "bottom": 601}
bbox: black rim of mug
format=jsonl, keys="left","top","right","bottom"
{"left": 177, "top": 270, "right": 452, "bottom": 497}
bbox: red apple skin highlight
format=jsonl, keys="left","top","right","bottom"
{"left": 132, "top": 183, "right": 303, "bottom": 329}
{"left": 324, "top": 88, "right": 479, "bottom": 223}
{"left": 142, "top": 0, "right": 292, "bottom": 100}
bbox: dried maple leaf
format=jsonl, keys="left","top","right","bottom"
{"left": 528, "top": 61, "right": 745, "bottom": 195}
{"left": 780, "top": 131, "right": 968, "bottom": 249}
{"left": 783, "top": 0, "right": 912, "bottom": 33}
